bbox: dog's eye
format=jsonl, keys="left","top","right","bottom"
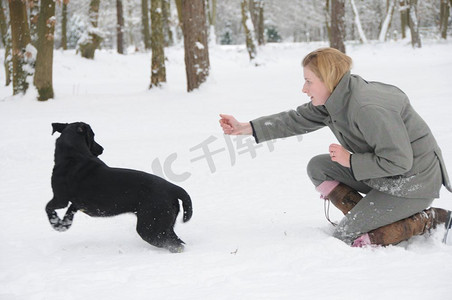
{"left": 77, "top": 125, "right": 86, "bottom": 134}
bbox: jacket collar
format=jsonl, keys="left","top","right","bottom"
{"left": 323, "top": 71, "right": 352, "bottom": 116}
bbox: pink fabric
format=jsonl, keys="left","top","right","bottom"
{"left": 352, "top": 233, "right": 372, "bottom": 247}
{"left": 315, "top": 180, "right": 340, "bottom": 199}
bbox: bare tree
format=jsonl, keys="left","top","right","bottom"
{"left": 175, "top": 0, "right": 182, "bottom": 28}
{"left": 379, "top": 0, "right": 396, "bottom": 41}
{"left": 0, "top": 0, "right": 12, "bottom": 86}
{"left": 249, "top": 0, "right": 264, "bottom": 45}
{"left": 116, "top": 0, "right": 124, "bottom": 54}
{"left": 78, "top": 0, "right": 103, "bottom": 59}
{"left": 407, "top": 0, "right": 421, "bottom": 48}
{"left": 162, "top": 0, "right": 173, "bottom": 46}
{"left": 399, "top": 0, "right": 409, "bottom": 39}
{"left": 9, "top": 0, "right": 33, "bottom": 95}
{"left": 350, "top": 0, "right": 367, "bottom": 43}
{"left": 241, "top": 0, "right": 257, "bottom": 61}
{"left": 29, "top": 0, "right": 39, "bottom": 46}
{"left": 182, "top": 0, "right": 209, "bottom": 92}
{"left": 150, "top": 0, "right": 166, "bottom": 88}
{"left": 206, "top": 0, "right": 217, "bottom": 27}
{"left": 61, "top": 0, "right": 69, "bottom": 50}
{"left": 206, "top": 0, "right": 217, "bottom": 44}
{"left": 325, "top": 0, "right": 332, "bottom": 43}
{"left": 0, "top": 0, "right": 8, "bottom": 44}
{"left": 440, "top": 0, "right": 450, "bottom": 39}
{"left": 330, "top": 0, "right": 345, "bottom": 52}
{"left": 34, "top": 0, "right": 56, "bottom": 101}
{"left": 142, "top": 0, "right": 151, "bottom": 50}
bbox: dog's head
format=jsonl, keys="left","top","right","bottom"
{"left": 52, "top": 122, "right": 104, "bottom": 157}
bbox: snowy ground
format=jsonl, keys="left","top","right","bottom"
{"left": 1, "top": 40, "right": 452, "bottom": 300}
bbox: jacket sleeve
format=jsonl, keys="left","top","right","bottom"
{"left": 351, "top": 105, "right": 413, "bottom": 180}
{"left": 250, "top": 102, "right": 328, "bottom": 143}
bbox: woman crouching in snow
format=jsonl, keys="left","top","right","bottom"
{"left": 219, "top": 47, "right": 452, "bottom": 247}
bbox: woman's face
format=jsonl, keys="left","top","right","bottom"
{"left": 302, "top": 67, "right": 331, "bottom": 106}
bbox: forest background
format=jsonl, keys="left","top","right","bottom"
{"left": 56, "top": 0, "right": 450, "bottom": 49}
{"left": 1, "top": 0, "right": 451, "bottom": 101}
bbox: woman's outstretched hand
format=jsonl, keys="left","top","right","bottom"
{"left": 219, "top": 114, "right": 253, "bottom": 135}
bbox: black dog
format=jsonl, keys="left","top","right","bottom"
{"left": 46, "top": 122, "right": 193, "bottom": 253}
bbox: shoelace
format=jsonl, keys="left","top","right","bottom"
{"left": 443, "top": 211, "right": 452, "bottom": 244}
{"left": 323, "top": 197, "right": 338, "bottom": 226}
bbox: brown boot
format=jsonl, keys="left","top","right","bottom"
{"left": 367, "top": 207, "right": 451, "bottom": 246}
{"left": 326, "top": 183, "right": 363, "bottom": 215}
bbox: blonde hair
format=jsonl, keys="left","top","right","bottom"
{"left": 302, "top": 48, "right": 352, "bottom": 93}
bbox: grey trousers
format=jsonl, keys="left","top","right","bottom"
{"left": 307, "top": 154, "right": 434, "bottom": 245}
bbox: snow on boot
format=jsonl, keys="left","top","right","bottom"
{"left": 366, "top": 207, "right": 451, "bottom": 246}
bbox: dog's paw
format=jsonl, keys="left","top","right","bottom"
{"left": 167, "top": 244, "right": 185, "bottom": 253}
{"left": 48, "top": 214, "right": 71, "bottom": 232}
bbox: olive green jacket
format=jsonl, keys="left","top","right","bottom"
{"left": 251, "top": 72, "right": 452, "bottom": 199}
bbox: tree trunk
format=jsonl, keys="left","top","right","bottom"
{"left": 78, "top": 0, "right": 102, "bottom": 59}
{"left": 61, "top": 0, "right": 68, "bottom": 50}
{"left": 408, "top": 0, "right": 421, "bottom": 48}
{"left": 207, "top": 0, "right": 216, "bottom": 26}
{"left": 206, "top": 0, "right": 217, "bottom": 44}
{"left": 257, "top": 0, "right": 264, "bottom": 45}
{"left": 29, "top": 0, "right": 39, "bottom": 46}
{"left": 175, "top": 0, "right": 183, "bottom": 41}
{"left": 350, "top": 0, "right": 367, "bottom": 43}
{"left": 241, "top": 0, "right": 257, "bottom": 61}
{"left": 0, "top": 0, "right": 12, "bottom": 86}
{"left": 175, "top": 0, "right": 182, "bottom": 27}
{"left": 162, "top": 0, "right": 173, "bottom": 47}
{"left": 399, "top": 0, "right": 409, "bottom": 39}
{"left": 379, "top": 0, "right": 396, "bottom": 41}
{"left": 150, "top": 0, "right": 166, "bottom": 88}
{"left": 440, "top": 0, "right": 450, "bottom": 39}
{"left": 34, "top": 0, "right": 56, "bottom": 101}
{"left": 249, "top": 0, "right": 264, "bottom": 45}
{"left": 325, "top": 0, "right": 332, "bottom": 44}
{"left": 330, "top": 0, "right": 346, "bottom": 53}
{"left": 182, "top": 0, "right": 209, "bottom": 92}
{"left": 9, "top": 0, "right": 33, "bottom": 95}
{"left": 0, "top": 0, "right": 8, "bottom": 46}
{"left": 116, "top": 0, "right": 124, "bottom": 54}
{"left": 141, "top": 0, "right": 151, "bottom": 50}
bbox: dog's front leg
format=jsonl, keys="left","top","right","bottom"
{"left": 46, "top": 199, "right": 77, "bottom": 232}
{"left": 60, "top": 204, "right": 78, "bottom": 230}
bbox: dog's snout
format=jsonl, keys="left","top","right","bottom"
{"left": 93, "top": 143, "right": 104, "bottom": 156}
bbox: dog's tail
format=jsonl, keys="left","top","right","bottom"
{"left": 174, "top": 186, "right": 193, "bottom": 222}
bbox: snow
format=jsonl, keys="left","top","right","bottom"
{"left": 1, "top": 41, "right": 452, "bottom": 299}
{"left": 195, "top": 41, "right": 205, "bottom": 50}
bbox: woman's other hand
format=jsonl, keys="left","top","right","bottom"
{"left": 329, "top": 143, "right": 351, "bottom": 168}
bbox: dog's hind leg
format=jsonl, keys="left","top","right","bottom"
{"left": 137, "top": 226, "right": 185, "bottom": 253}
{"left": 136, "top": 209, "right": 185, "bottom": 253}
{"left": 46, "top": 199, "right": 78, "bottom": 232}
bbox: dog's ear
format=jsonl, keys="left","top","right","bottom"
{"left": 52, "top": 123, "right": 68, "bottom": 135}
